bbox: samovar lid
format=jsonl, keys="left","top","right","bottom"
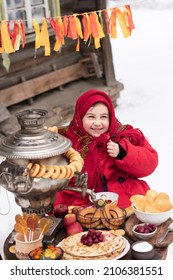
{"left": 0, "top": 109, "right": 72, "bottom": 159}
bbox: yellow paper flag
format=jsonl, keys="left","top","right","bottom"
{"left": 0, "top": 21, "right": 14, "bottom": 54}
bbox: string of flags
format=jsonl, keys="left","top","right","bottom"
{"left": 0, "top": 5, "right": 135, "bottom": 56}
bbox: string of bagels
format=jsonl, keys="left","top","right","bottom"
{"left": 27, "top": 126, "right": 84, "bottom": 179}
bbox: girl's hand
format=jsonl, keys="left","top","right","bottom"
{"left": 107, "top": 140, "right": 120, "bottom": 158}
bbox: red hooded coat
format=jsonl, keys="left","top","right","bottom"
{"left": 54, "top": 89, "right": 158, "bottom": 208}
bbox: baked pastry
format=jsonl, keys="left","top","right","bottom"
{"left": 60, "top": 230, "right": 126, "bottom": 260}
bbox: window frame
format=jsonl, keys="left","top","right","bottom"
{"left": 3, "top": 0, "right": 50, "bottom": 31}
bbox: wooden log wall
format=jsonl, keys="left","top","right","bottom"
{"left": 0, "top": 0, "right": 123, "bottom": 108}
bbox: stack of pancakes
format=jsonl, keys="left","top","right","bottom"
{"left": 59, "top": 230, "right": 126, "bottom": 260}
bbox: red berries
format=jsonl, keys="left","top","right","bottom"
{"left": 134, "top": 223, "right": 157, "bottom": 234}
{"left": 80, "top": 229, "right": 104, "bottom": 246}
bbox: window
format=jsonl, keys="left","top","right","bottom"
{"left": 3, "top": 0, "right": 50, "bottom": 31}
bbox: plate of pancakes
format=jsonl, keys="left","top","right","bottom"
{"left": 58, "top": 230, "right": 130, "bottom": 260}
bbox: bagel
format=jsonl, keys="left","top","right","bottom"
{"left": 101, "top": 205, "right": 126, "bottom": 228}
{"left": 69, "top": 155, "right": 83, "bottom": 163}
{"left": 51, "top": 166, "right": 60, "bottom": 179}
{"left": 36, "top": 164, "right": 46, "bottom": 178}
{"left": 64, "top": 147, "right": 76, "bottom": 157}
{"left": 30, "top": 163, "right": 40, "bottom": 177}
{"left": 79, "top": 211, "right": 101, "bottom": 229}
{"left": 71, "top": 161, "right": 83, "bottom": 172}
{"left": 67, "top": 164, "right": 77, "bottom": 178}
{"left": 94, "top": 222, "right": 106, "bottom": 229}
{"left": 104, "top": 204, "right": 119, "bottom": 218}
{"left": 81, "top": 219, "right": 101, "bottom": 229}
{"left": 26, "top": 147, "right": 83, "bottom": 179}
{"left": 100, "top": 210, "right": 118, "bottom": 230}
{"left": 77, "top": 207, "right": 101, "bottom": 228}
{"left": 42, "top": 166, "right": 54, "bottom": 178}
{"left": 58, "top": 166, "right": 67, "bottom": 179}
{"left": 63, "top": 165, "right": 71, "bottom": 179}
{"left": 27, "top": 162, "right": 33, "bottom": 170}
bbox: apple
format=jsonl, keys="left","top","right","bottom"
{"left": 53, "top": 203, "right": 68, "bottom": 218}
{"left": 66, "top": 221, "right": 83, "bottom": 236}
{"left": 63, "top": 213, "right": 76, "bottom": 228}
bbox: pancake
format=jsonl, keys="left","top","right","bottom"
{"left": 59, "top": 230, "right": 126, "bottom": 260}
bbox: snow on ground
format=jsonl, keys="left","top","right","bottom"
{"left": 110, "top": 5, "right": 173, "bottom": 258}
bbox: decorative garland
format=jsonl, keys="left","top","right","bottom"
{"left": 0, "top": 5, "right": 134, "bottom": 56}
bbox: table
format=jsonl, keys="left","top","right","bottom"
{"left": 3, "top": 227, "right": 168, "bottom": 260}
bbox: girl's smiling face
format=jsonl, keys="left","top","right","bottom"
{"left": 82, "top": 103, "right": 109, "bottom": 137}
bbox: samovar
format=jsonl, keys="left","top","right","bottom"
{"left": 0, "top": 109, "right": 96, "bottom": 215}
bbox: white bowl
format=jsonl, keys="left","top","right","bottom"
{"left": 131, "top": 241, "right": 155, "bottom": 260}
{"left": 132, "top": 204, "right": 173, "bottom": 226}
{"left": 89, "top": 192, "right": 119, "bottom": 204}
{"left": 132, "top": 223, "right": 157, "bottom": 240}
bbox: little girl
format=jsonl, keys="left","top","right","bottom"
{"left": 53, "top": 89, "right": 158, "bottom": 208}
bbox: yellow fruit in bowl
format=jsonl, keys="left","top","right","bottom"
{"left": 130, "top": 195, "right": 148, "bottom": 210}
{"left": 130, "top": 189, "right": 172, "bottom": 214}
{"left": 153, "top": 197, "right": 172, "bottom": 212}
{"left": 145, "top": 189, "right": 158, "bottom": 201}
{"left": 144, "top": 205, "right": 162, "bottom": 213}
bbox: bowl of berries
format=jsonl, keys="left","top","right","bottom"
{"left": 132, "top": 223, "right": 157, "bottom": 240}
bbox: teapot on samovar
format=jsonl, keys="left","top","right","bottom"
{"left": 0, "top": 109, "right": 96, "bottom": 215}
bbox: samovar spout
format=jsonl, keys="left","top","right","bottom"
{"left": 64, "top": 172, "right": 97, "bottom": 201}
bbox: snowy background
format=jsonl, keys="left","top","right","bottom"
{"left": 0, "top": 0, "right": 173, "bottom": 260}
{"left": 109, "top": 0, "right": 173, "bottom": 258}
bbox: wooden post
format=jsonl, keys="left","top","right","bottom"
{"left": 95, "top": 0, "right": 117, "bottom": 86}
{"left": 55, "top": 0, "right": 61, "bottom": 16}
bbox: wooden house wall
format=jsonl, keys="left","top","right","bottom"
{"left": 0, "top": 0, "right": 123, "bottom": 108}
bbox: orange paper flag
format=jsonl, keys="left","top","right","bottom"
{"left": 89, "top": 12, "right": 105, "bottom": 49}
{"left": 68, "top": 15, "right": 78, "bottom": 40}
{"left": 0, "top": 21, "right": 14, "bottom": 54}
{"left": 82, "top": 13, "right": 91, "bottom": 42}
{"left": 40, "top": 18, "right": 50, "bottom": 56}
{"left": 89, "top": 12, "right": 104, "bottom": 38}
{"left": 9, "top": 20, "right": 19, "bottom": 48}
{"left": 57, "top": 17, "right": 65, "bottom": 44}
{"left": 74, "top": 15, "right": 83, "bottom": 51}
{"left": 124, "top": 5, "right": 135, "bottom": 32}
{"left": 32, "top": 19, "right": 41, "bottom": 50}
{"left": 63, "top": 15, "right": 69, "bottom": 37}
{"left": 20, "top": 20, "right": 26, "bottom": 48}
{"left": 110, "top": 8, "right": 117, "bottom": 39}
{"left": 14, "top": 21, "right": 24, "bottom": 51}
{"left": 116, "top": 8, "right": 131, "bottom": 38}
{"left": 50, "top": 17, "right": 64, "bottom": 52}
{"left": 74, "top": 15, "right": 83, "bottom": 39}
{"left": 67, "top": 15, "right": 83, "bottom": 51}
